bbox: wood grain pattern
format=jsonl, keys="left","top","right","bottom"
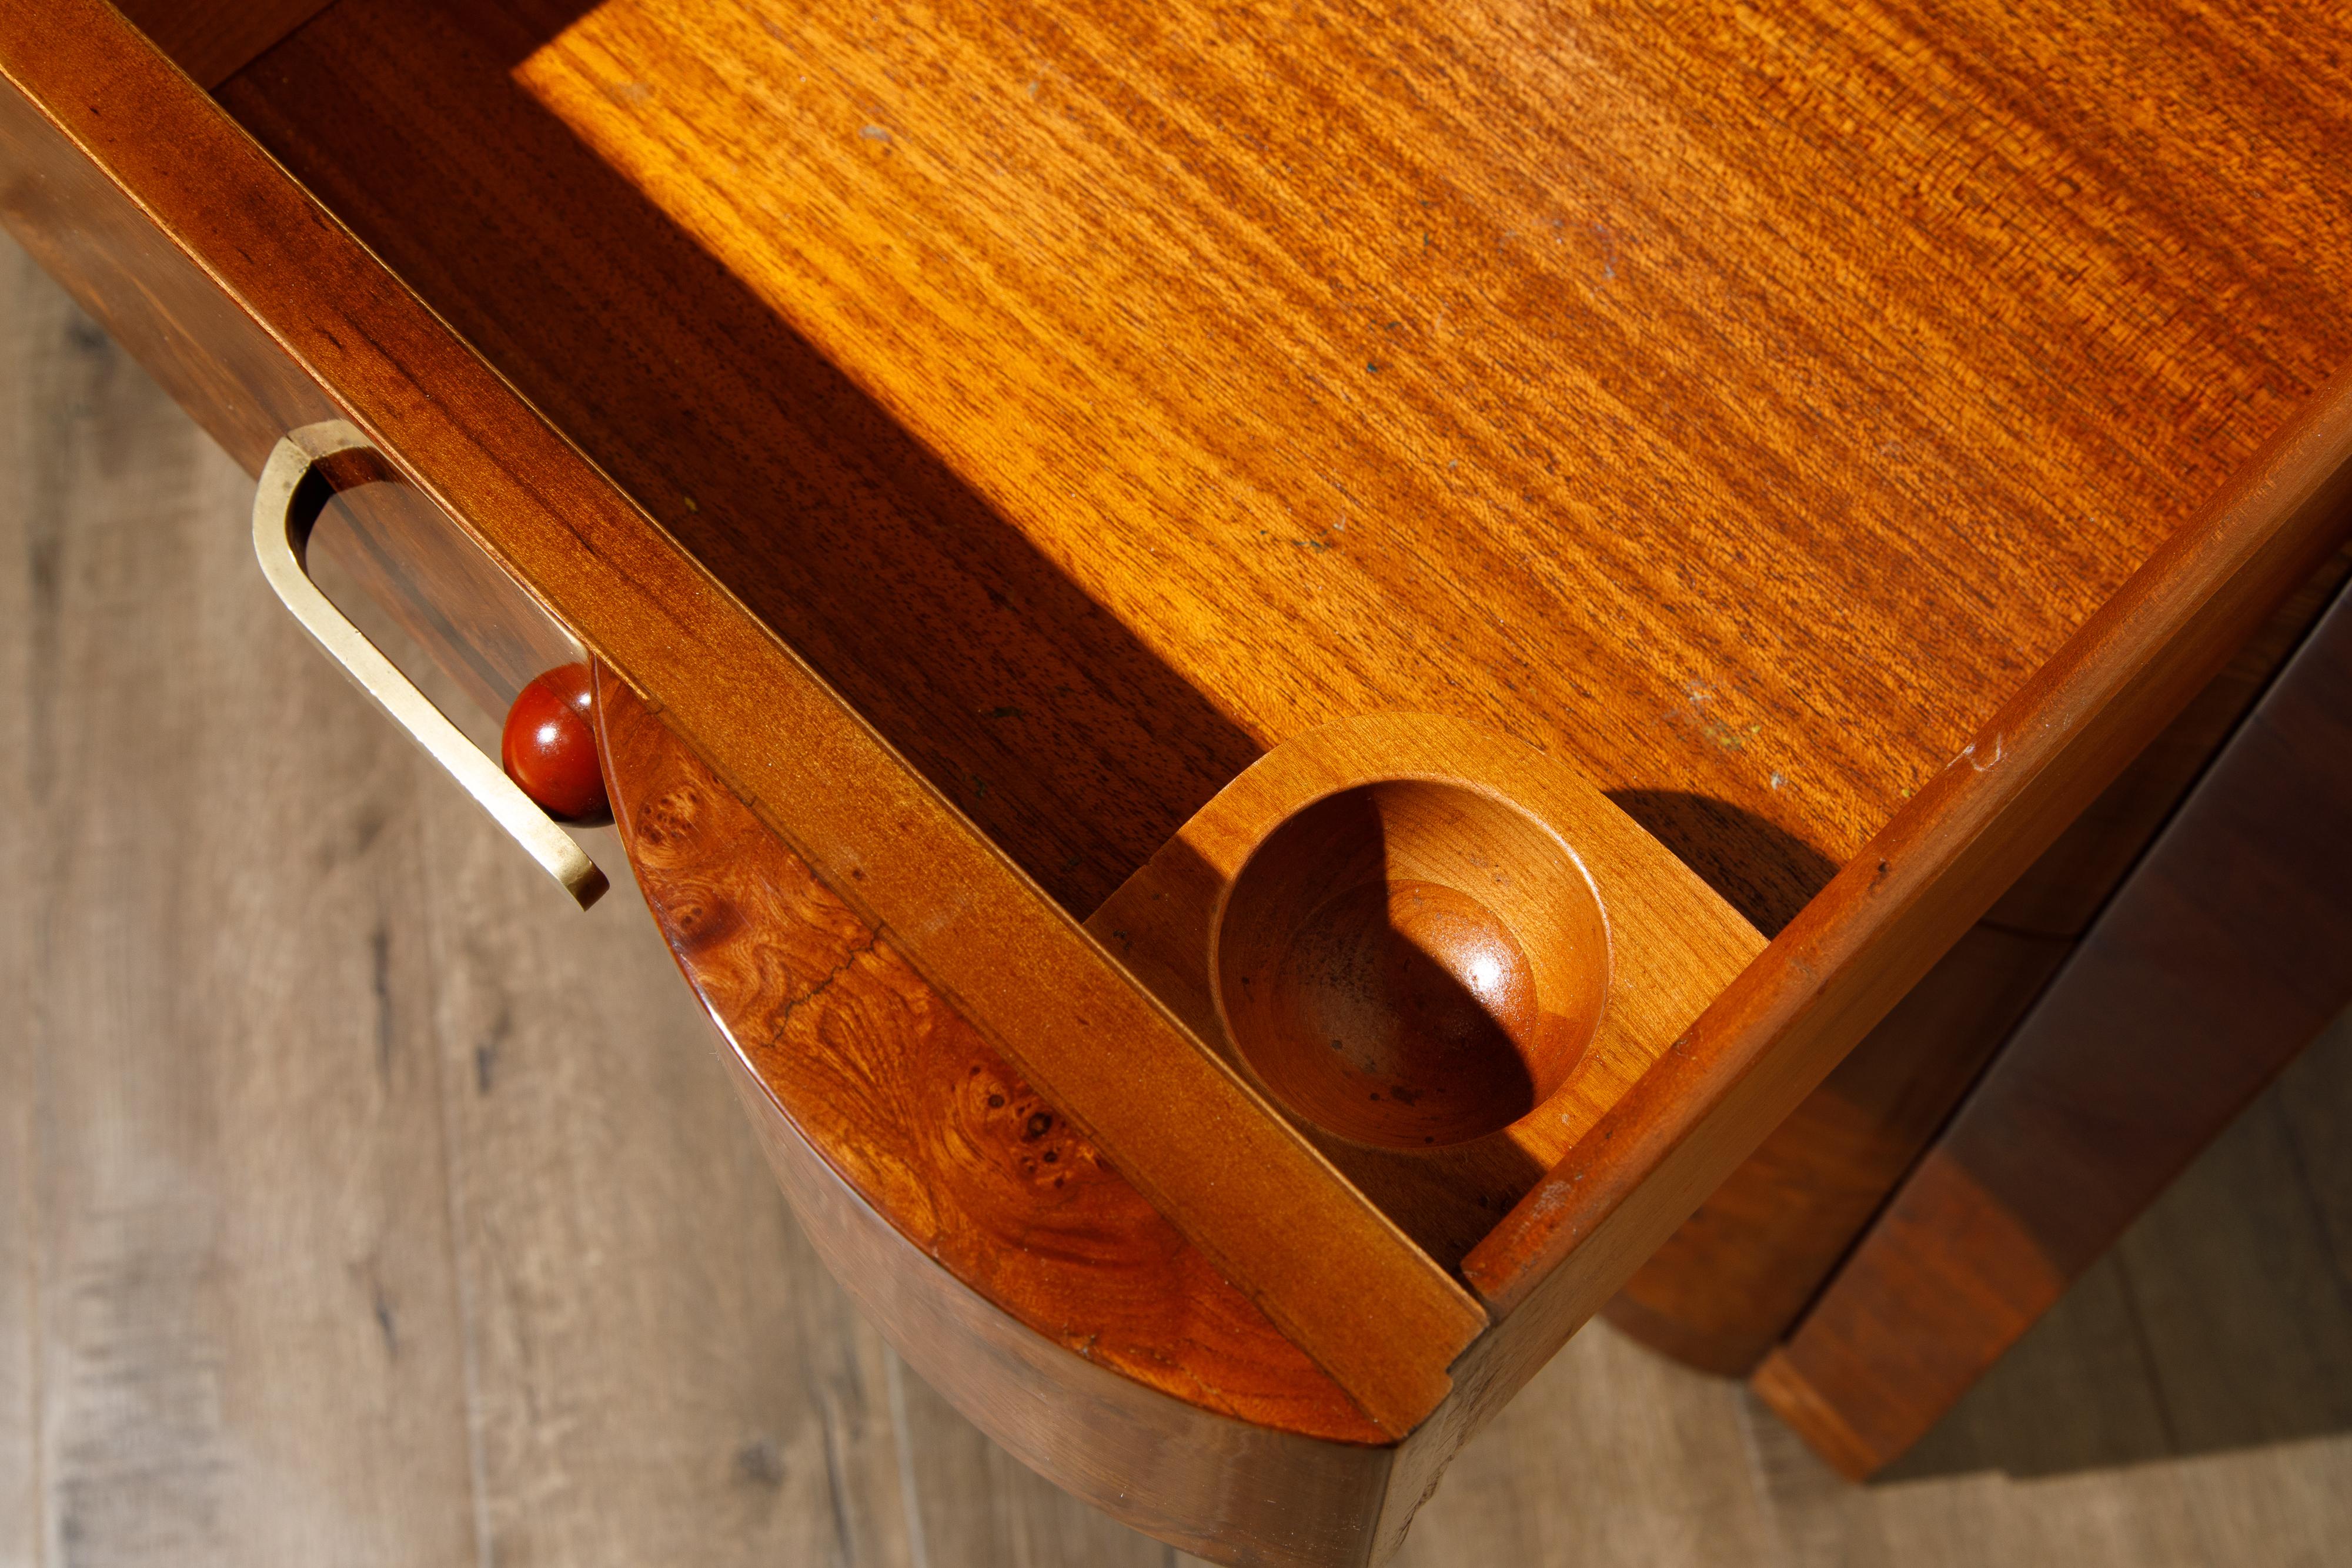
{"left": 22, "top": 0, "right": 2352, "bottom": 1513}
{"left": 509, "top": 0, "right": 2352, "bottom": 913}
{"left": 596, "top": 667, "right": 1416, "bottom": 1564}
{"left": 0, "top": 229, "right": 42, "bottom": 1568}
{"left": 1986, "top": 547, "right": 2352, "bottom": 939}
{"left": 210, "top": 0, "right": 2352, "bottom": 1338}
{"left": 1608, "top": 547, "right": 2351, "bottom": 1375}
{"left": 0, "top": 237, "right": 480, "bottom": 1568}
{"left": 111, "top": 0, "right": 332, "bottom": 89}
{"left": 1756, "top": 574, "right": 2352, "bottom": 1477}
{"left": 224, "top": 0, "right": 1269, "bottom": 924}
{"left": 224, "top": 0, "right": 2352, "bottom": 928}
{"left": 0, "top": 41, "right": 335, "bottom": 472}
{"left": 0, "top": 252, "right": 954, "bottom": 1568}
{"left": 2, "top": 0, "right": 1486, "bottom": 1439}
{"left": 307, "top": 479, "right": 588, "bottom": 724}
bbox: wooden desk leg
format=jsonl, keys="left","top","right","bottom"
{"left": 1753, "top": 578, "right": 2352, "bottom": 1479}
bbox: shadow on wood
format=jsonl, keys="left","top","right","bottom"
{"left": 1604, "top": 790, "right": 1839, "bottom": 938}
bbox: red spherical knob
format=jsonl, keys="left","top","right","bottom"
{"left": 502, "top": 663, "right": 610, "bottom": 824}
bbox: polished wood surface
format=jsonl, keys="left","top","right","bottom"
{"left": 198, "top": 0, "right": 2352, "bottom": 1422}
{"left": 12, "top": 250, "right": 2352, "bottom": 1566}
{"left": 0, "top": 256, "right": 1150, "bottom": 1566}
{"left": 596, "top": 671, "right": 1415, "bottom": 1563}
{"left": 17, "top": 0, "right": 2352, "bottom": 1536}
{"left": 1612, "top": 549, "right": 2352, "bottom": 1374}
{"left": 592, "top": 690, "right": 1760, "bottom": 1555}
{"left": 1756, "top": 574, "right": 2352, "bottom": 1478}
{"left": 1987, "top": 550, "right": 2352, "bottom": 938}
{"left": 1461, "top": 362, "right": 2352, "bottom": 1323}
{"left": 1608, "top": 923, "right": 2070, "bottom": 1375}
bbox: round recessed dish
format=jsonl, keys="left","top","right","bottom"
{"left": 1212, "top": 778, "right": 1610, "bottom": 1150}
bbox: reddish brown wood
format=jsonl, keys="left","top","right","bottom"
{"left": 305, "top": 479, "right": 589, "bottom": 726}
{"left": 220, "top": 0, "right": 2352, "bottom": 924}
{"left": 590, "top": 662, "right": 1382, "bottom": 1442}
{"left": 204, "top": 0, "right": 2352, "bottom": 1332}
{"left": 1086, "top": 713, "right": 1762, "bottom": 1271}
{"left": 1986, "top": 549, "right": 2352, "bottom": 939}
{"left": 1608, "top": 549, "right": 2352, "bottom": 1376}
{"left": 502, "top": 663, "right": 610, "bottom": 824}
{"left": 16, "top": 0, "right": 2352, "bottom": 1547}
{"left": 1753, "top": 574, "right": 2352, "bottom": 1477}
{"left": 1606, "top": 924, "right": 2071, "bottom": 1375}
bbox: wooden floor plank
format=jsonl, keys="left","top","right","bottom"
{"left": 891, "top": 1363, "right": 1175, "bottom": 1568}
{"left": 1394, "top": 1328, "right": 1783, "bottom": 1568}
{"left": 2, "top": 232, "right": 49, "bottom": 1568}
{"left": 2, "top": 242, "right": 479, "bottom": 1566}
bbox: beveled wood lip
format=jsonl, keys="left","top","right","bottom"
{"left": 593, "top": 667, "right": 1397, "bottom": 1447}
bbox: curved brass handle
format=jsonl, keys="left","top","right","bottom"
{"left": 253, "top": 420, "right": 608, "bottom": 909}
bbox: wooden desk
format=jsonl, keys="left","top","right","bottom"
{"left": 5, "top": 1, "right": 2348, "bottom": 1560}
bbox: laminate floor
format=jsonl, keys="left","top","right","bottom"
{"left": 5, "top": 243, "right": 2350, "bottom": 1568}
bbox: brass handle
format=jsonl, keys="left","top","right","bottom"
{"left": 253, "top": 420, "right": 608, "bottom": 909}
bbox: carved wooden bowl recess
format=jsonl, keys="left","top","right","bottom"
{"left": 1212, "top": 780, "right": 1611, "bottom": 1149}
{"left": 1090, "top": 711, "right": 1765, "bottom": 1272}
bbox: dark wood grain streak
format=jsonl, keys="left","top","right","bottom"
{"left": 594, "top": 665, "right": 1417, "bottom": 1563}
{"left": 26, "top": 0, "right": 2352, "bottom": 1524}
{"left": 211, "top": 0, "right": 2352, "bottom": 1322}
{"left": 1986, "top": 548, "right": 2352, "bottom": 938}
{"left": 224, "top": 0, "right": 2352, "bottom": 927}
{"left": 222, "top": 0, "right": 1265, "bottom": 924}
{"left": 1755, "top": 573, "right": 2352, "bottom": 1477}
{"left": 1606, "top": 924, "right": 2072, "bottom": 1374}
{"left": 19, "top": 208, "right": 2352, "bottom": 1568}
